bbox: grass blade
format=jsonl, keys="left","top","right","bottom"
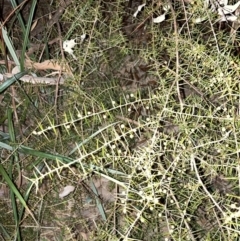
{"left": 0, "top": 71, "right": 26, "bottom": 93}
{"left": 0, "top": 141, "right": 12, "bottom": 150}
{"left": 20, "top": 0, "right": 37, "bottom": 70}
{"left": 1, "top": 25, "right": 20, "bottom": 66}
{"left": 0, "top": 224, "right": 11, "bottom": 240}
{"left": 7, "top": 109, "right": 21, "bottom": 241}
{"left": 9, "top": 0, "right": 26, "bottom": 33}
{"left": 89, "top": 177, "right": 107, "bottom": 221}
{"left": 0, "top": 162, "right": 38, "bottom": 225}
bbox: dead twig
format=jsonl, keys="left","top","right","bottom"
{"left": 168, "top": 0, "right": 184, "bottom": 110}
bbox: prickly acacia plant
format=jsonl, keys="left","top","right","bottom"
{"left": 1, "top": 0, "right": 240, "bottom": 240}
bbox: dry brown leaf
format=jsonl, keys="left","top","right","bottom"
{"left": 30, "top": 19, "right": 38, "bottom": 32}
{"left": 91, "top": 176, "right": 123, "bottom": 202}
{"left": 59, "top": 185, "right": 75, "bottom": 199}
{"left": 24, "top": 59, "right": 72, "bottom": 75}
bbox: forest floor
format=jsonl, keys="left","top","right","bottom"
{"left": 1, "top": 0, "right": 240, "bottom": 240}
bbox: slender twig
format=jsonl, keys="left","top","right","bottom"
{"left": 178, "top": 0, "right": 192, "bottom": 38}
{"left": 168, "top": 0, "right": 184, "bottom": 111}
{"left": 1, "top": 0, "right": 28, "bottom": 26}
{"left": 54, "top": 21, "right": 64, "bottom": 108}
{"left": 206, "top": 6, "right": 220, "bottom": 53}
{"left": 191, "top": 154, "right": 224, "bottom": 215}
{"left": 10, "top": 86, "right": 24, "bottom": 137}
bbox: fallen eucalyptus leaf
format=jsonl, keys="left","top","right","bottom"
{"left": 59, "top": 185, "right": 75, "bottom": 199}
{"left": 12, "top": 66, "right": 21, "bottom": 75}
{"left": 30, "top": 19, "right": 38, "bottom": 32}
{"left": 25, "top": 59, "right": 70, "bottom": 72}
